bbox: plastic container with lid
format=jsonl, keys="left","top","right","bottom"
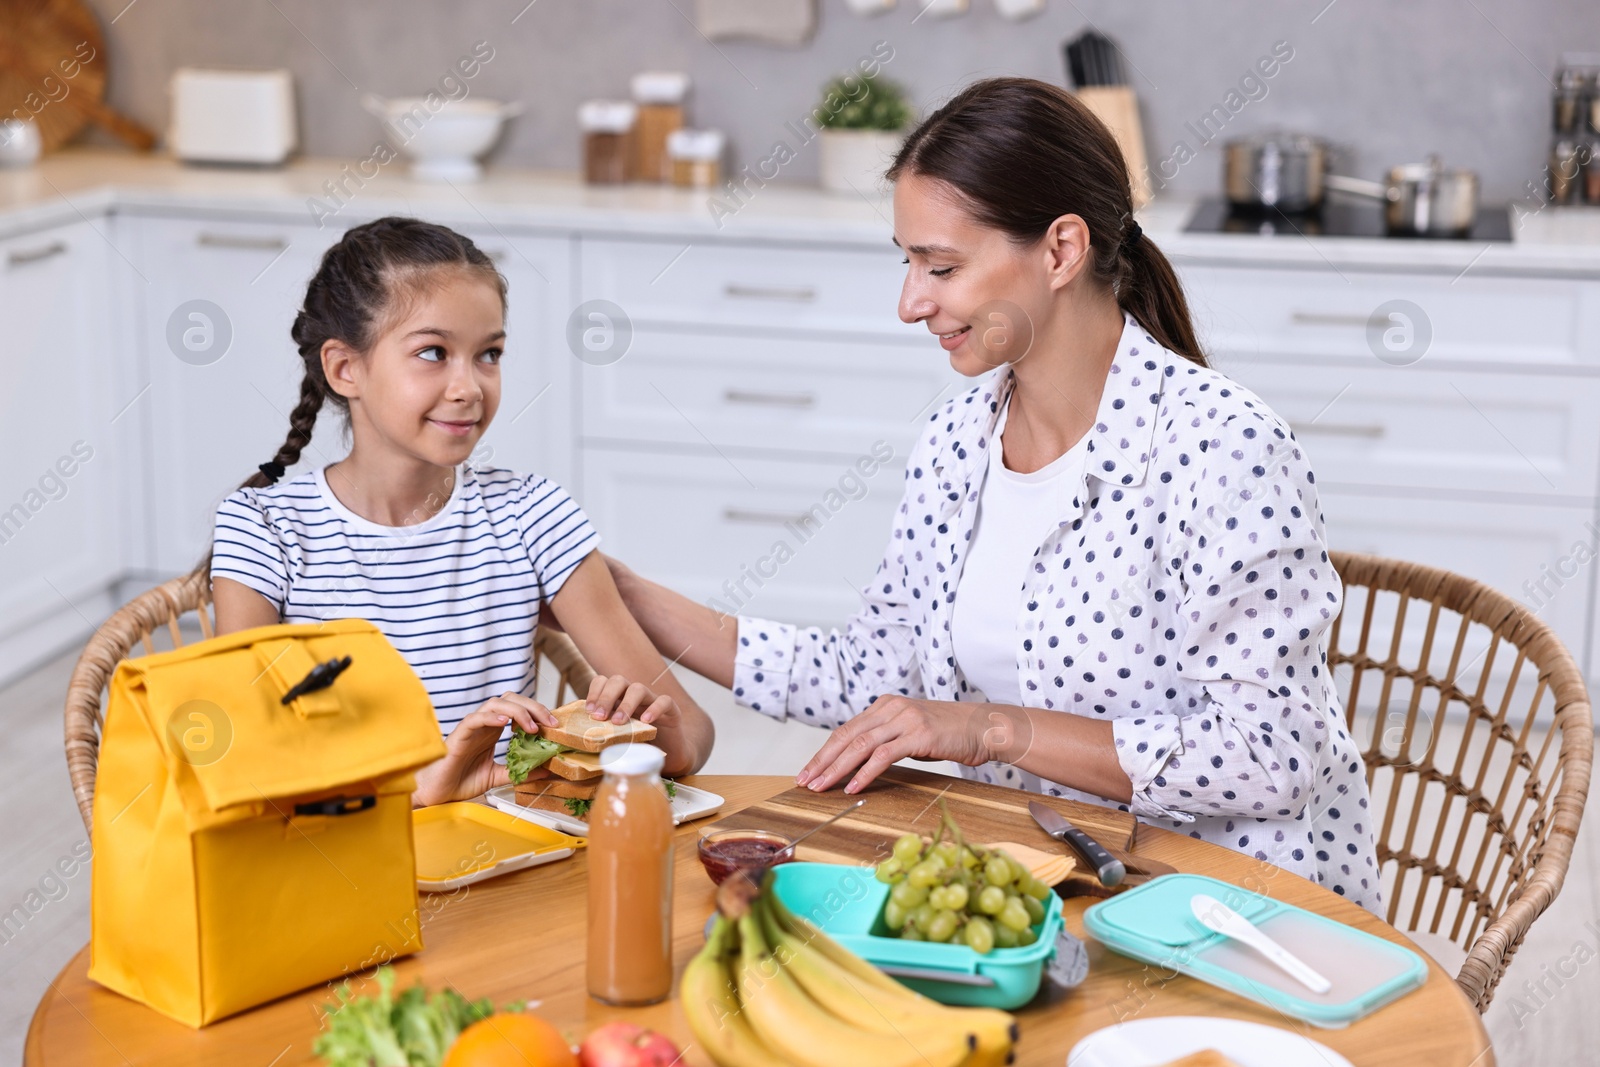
{"left": 586, "top": 743, "right": 674, "bottom": 1005}
{"left": 768, "top": 861, "right": 1063, "bottom": 1009}
{"left": 631, "top": 72, "right": 690, "bottom": 183}
{"left": 667, "top": 128, "right": 725, "bottom": 189}
{"left": 579, "top": 100, "right": 637, "bottom": 184}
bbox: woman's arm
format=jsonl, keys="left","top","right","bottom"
{"left": 606, "top": 557, "right": 737, "bottom": 688}
{"left": 548, "top": 551, "right": 716, "bottom": 777}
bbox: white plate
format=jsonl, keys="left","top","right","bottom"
{"left": 1068, "top": 1016, "right": 1356, "bottom": 1067}
{"left": 485, "top": 781, "right": 725, "bottom": 836}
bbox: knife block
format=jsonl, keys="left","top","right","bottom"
{"left": 1075, "top": 85, "right": 1152, "bottom": 209}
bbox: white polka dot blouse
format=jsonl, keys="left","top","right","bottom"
{"left": 732, "top": 312, "right": 1382, "bottom": 913}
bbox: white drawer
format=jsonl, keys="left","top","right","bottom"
{"left": 1221, "top": 361, "right": 1600, "bottom": 500}
{"left": 581, "top": 330, "right": 962, "bottom": 457}
{"left": 1181, "top": 264, "right": 1598, "bottom": 369}
{"left": 578, "top": 446, "right": 905, "bottom": 626}
{"left": 580, "top": 237, "right": 920, "bottom": 338}
{"left": 1323, "top": 491, "right": 1595, "bottom": 686}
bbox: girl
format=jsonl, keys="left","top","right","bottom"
{"left": 607, "top": 79, "right": 1381, "bottom": 910}
{"left": 207, "top": 217, "right": 714, "bottom": 805}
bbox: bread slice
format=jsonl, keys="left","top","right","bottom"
{"left": 547, "top": 749, "right": 605, "bottom": 782}
{"left": 515, "top": 777, "right": 599, "bottom": 803}
{"left": 538, "top": 700, "right": 658, "bottom": 753}
{"left": 513, "top": 791, "right": 597, "bottom": 816}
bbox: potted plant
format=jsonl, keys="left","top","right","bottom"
{"left": 815, "top": 74, "right": 912, "bottom": 196}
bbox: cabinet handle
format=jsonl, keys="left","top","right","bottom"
{"left": 1290, "top": 421, "right": 1386, "bottom": 439}
{"left": 723, "top": 388, "right": 816, "bottom": 408}
{"left": 724, "top": 283, "right": 818, "bottom": 303}
{"left": 1290, "top": 311, "right": 1372, "bottom": 328}
{"left": 723, "top": 507, "right": 811, "bottom": 527}
{"left": 197, "top": 232, "right": 289, "bottom": 251}
{"left": 7, "top": 241, "right": 67, "bottom": 267}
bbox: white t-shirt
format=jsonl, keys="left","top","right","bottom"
{"left": 951, "top": 403, "right": 1089, "bottom": 706}
{"left": 210, "top": 464, "right": 599, "bottom": 755}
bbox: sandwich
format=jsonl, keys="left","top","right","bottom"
{"left": 506, "top": 699, "right": 664, "bottom": 818}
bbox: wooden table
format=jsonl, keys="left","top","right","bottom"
{"left": 27, "top": 775, "right": 1495, "bottom": 1066}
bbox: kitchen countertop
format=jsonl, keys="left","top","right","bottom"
{"left": 5, "top": 148, "right": 1600, "bottom": 276}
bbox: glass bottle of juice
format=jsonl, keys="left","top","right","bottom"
{"left": 586, "top": 743, "right": 674, "bottom": 1005}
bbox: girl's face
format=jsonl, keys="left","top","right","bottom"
{"left": 893, "top": 172, "right": 1087, "bottom": 377}
{"left": 327, "top": 269, "right": 505, "bottom": 470}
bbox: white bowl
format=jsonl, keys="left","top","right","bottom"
{"left": 363, "top": 94, "right": 521, "bottom": 182}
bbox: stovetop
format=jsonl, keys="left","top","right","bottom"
{"left": 1183, "top": 196, "right": 1512, "bottom": 242}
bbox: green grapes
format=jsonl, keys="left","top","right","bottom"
{"left": 893, "top": 833, "right": 924, "bottom": 865}
{"left": 869, "top": 800, "right": 1052, "bottom": 955}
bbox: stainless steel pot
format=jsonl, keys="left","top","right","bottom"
{"left": 1223, "top": 133, "right": 1328, "bottom": 212}
{"left": 1324, "top": 156, "right": 1479, "bottom": 236}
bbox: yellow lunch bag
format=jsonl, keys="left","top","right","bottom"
{"left": 87, "top": 618, "right": 448, "bottom": 1027}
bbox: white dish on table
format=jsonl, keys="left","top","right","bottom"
{"left": 486, "top": 781, "right": 724, "bottom": 836}
{"left": 1068, "top": 1015, "right": 1356, "bottom": 1067}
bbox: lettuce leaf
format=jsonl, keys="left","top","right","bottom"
{"left": 313, "top": 965, "right": 510, "bottom": 1067}
{"left": 505, "top": 724, "right": 567, "bottom": 785}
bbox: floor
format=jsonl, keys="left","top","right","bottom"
{"left": 1, "top": 650, "right": 1595, "bottom": 1065}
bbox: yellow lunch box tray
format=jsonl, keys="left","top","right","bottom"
{"left": 413, "top": 802, "right": 585, "bottom": 892}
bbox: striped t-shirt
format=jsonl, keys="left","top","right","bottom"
{"left": 210, "top": 464, "right": 599, "bottom": 754}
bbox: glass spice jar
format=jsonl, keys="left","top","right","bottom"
{"left": 631, "top": 72, "right": 690, "bottom": 184}
{"left": 668, "top": 128, "right": 725, "bottom": 189}
{"left": 579, "top": 100, "right": 637, "bottom": 185}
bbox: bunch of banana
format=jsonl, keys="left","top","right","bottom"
{"left": 682, "top": 874, "right": 1019, "bottom": 1067}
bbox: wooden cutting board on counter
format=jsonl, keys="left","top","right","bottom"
{"left": 705, "top": 766, "right": 1138, "bottom": 898}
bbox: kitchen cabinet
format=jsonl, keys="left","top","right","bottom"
{"left": 0, "top": 221, "right": 123, "bottom": 678}
{"left": 3, "top": 153, "right": 1599, "bottom": 695}
{"left": 581, "top": 446, "right": 907, "bottom": 624}
{"left": 576, "top": 236, "right": 958, "bottom": 625}
{"left": 130, "top": 217, "right": 342, "bottom": 573}
{"left": 1184, "top": 261, "right": 1600, "bottom": 683}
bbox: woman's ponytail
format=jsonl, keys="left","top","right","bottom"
{"left": 888, "top": 77, "right": 1207, "bottom": 367}
{"left": 1114, "top": 220, "right": 1204, "bottom": 364}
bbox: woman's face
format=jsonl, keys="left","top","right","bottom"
{"left": 893, "top": 172, "right": 1062, "bottom": 377}
{"left": 328, "top": 269, "right": 505, "bottom": 469}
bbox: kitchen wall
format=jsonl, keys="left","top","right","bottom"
{"left": 82, "top": 0, "right": 1599, "bottom": 203}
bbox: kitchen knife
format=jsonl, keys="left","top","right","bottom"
{"left": 1028, "top": 800, "right": 1126, "bottom": 887}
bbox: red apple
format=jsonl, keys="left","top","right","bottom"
{"left": 578, "top": 1021, "right": 681, "bottom": 1067}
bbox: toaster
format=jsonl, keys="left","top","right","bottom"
{"left": 168, "top": 68, "right": 297, "bottom": 165}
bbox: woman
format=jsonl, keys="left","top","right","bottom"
{"left": 610, "top": 78, "right": 1380, "bottom": 910}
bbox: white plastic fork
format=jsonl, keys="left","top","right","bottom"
{"left": 1190, "top": 893, "right": 1333, "bottom": 994}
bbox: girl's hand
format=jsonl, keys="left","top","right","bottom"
{"left": 584, "top": 673, "right": 681, "bottom": 733}
{"left": 412, "top": 693, "right": 558, "bottom": 807}
{"left": 796, "top": 697, "right": 1005, "bottom": 795}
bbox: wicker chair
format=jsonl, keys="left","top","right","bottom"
{"left": 63, "top": 569, "right": 598, "bottom": 832}
{"left": 1328, "top": 551, "right": 1593, "bottom": 1012}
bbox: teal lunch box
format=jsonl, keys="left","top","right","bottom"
{"left": 1082, "top": 873, "right": 1428, "bottom": 1028}
{"left": 768, "top": 861, "right": 1063, "bottom": 1009}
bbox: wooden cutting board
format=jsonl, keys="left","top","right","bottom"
{"left": 705, "top": 766, "right": 1136, "bottom": 897}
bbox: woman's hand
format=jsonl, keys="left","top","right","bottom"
{"left": 411, "top": 693, "right": 557, "bottom": 807}
{"left": 796, "top": 696, "right": 1002, "bottom": 795}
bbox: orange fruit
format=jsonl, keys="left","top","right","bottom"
{"left": 442, "top": 1012, "right": 578, "bottom": 1067}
